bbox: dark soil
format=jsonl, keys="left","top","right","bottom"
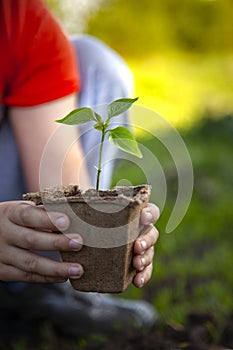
{"left": 0, "top": 311, "right": 232, "bottom": 350}
{"left": 68, "top": 312, "right": 233, "bottom": 350}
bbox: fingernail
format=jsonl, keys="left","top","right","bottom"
{"left": 140, "top": 240, "right": 147, "bottom": 251}
{"left": 139, "top": 277, "right": 145, "bottom": 288}
{"left": 144, "top": 211, "right": 153, "bottom": 225}
{"left": 69, "top": 239, "right": 82, "bottom": 251}
{"left": 55, "top": 216, "right": 69, "bottom": 230}
{"left": 140, "top": 257, "right": 146, "bottom": 271}
{"left": 68, "top": 266, "right": 82, "bottom": 279}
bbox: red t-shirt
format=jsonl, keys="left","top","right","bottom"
{"left": 0, "top": 0, "right": 80, "bottom": 107}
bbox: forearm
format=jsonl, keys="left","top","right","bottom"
{"left": 9, "top": 94, "right": 90, "bottom": 191}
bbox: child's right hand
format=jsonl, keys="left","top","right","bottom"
{"left": 0, "top": 201, "right": 84, "bottom": 282}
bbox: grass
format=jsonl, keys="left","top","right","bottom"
{"left": 118, "top": 54, "right": 233, "bottom": 331}
{"left": 112, "top": 115, "right": 233, "bottom": 332}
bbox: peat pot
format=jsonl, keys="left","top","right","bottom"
{"left": 23, "top": 184, "right": 151, "bottom": 293}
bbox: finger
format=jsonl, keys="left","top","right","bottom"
{"left": 11, "top": 202, "right": 70, "bottom": 231}
{"left": 9, "top": 228, "right": 83, "bottom": 252}
{"left": 3, "top": 247, "right": 84, "bottom": 280}
{"left": 140, "top": 203, "right": 160, "bottom": 226}
{"left": 133, "top": 263, "right": 153, "bottom": 288}
{"left": 134, "top": 224, "right": 159, "bottom": 255}
{"left": 0, "top": 263, "right": 67, "bottom": 283}
{"left": 132, "top": 246, "right": 154, "bottom": 272}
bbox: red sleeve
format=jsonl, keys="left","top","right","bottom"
{"left": 2, "top": 0, "right": 80, "bottom": 107}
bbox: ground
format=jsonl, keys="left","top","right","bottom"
{"left": 0, "top": 312, "right": 232, "bottom": 350}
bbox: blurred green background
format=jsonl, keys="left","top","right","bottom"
{"left": 47, "top": 0, "right": 233, "bottom": 128}
{"left": 46, "top": 0, "right": 233, "bottom": 341}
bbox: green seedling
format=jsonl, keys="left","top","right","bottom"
{"left": 56, "top": 97, "right": 142, "bottom": 190}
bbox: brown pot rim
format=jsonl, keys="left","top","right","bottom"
{"left": 23, "top": 184, "right": 151, "bottom": 206}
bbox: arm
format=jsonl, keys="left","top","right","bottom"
{"left": 0, "top": 94, "right": 91, "bottom": 283}
{"left": 9, "top": 94, "right": 90, "bottom": 192}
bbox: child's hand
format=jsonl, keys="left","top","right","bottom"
{"left": 132, "top": 203, "right": 160, "bottom": 288}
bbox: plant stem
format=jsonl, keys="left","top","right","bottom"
{"left": 96, "top": 129, "right": 106, "bottom": 191}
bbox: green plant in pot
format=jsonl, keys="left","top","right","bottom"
{"left": 24, "top": 98, "right": 151, "bottom": 293}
